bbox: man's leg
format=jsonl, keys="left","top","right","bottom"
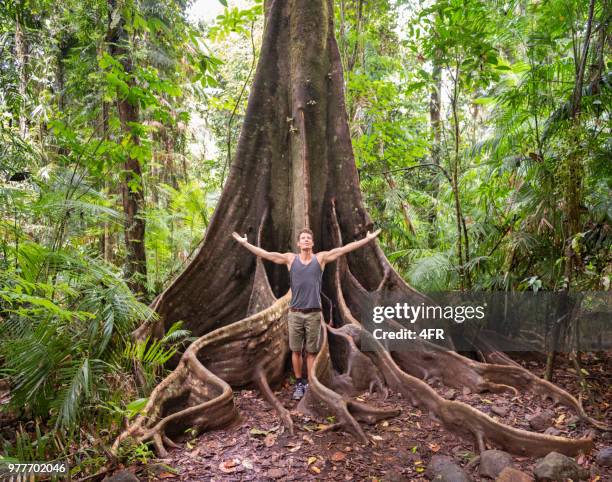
{"left": 288, "top": 311, "right": 307, "bottom": 400}
{"left": 306, "top": 352, "right": 316, "bottom": 379}
{"left": 304, "top": 312, "right": 322, "bottom": 382}
{"left": 292, "top": 351, "right": 303, "bottom": 380}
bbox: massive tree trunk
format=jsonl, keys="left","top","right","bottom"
{"left": 113, "top": 0, "right": 604, "bottom": 458}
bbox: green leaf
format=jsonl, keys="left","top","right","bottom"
{"left": 486, "top": 52, "right": 498, "bottom": 65}
{"left": 126, "top": 398, "right": 148, "bottom": 418}
{"left": 472, "top": 97, "right": 495, "bottom": 105}
{"left": 133, "top": 13, "right": 149, "bottom": 31}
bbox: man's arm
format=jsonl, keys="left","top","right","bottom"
{"left": 318, "top": 229, "right": 381, "bottom": 267}
{"left": 232, "top": 232, "right": 292, "bottom": 265}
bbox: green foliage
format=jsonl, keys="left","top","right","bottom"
{"left": 208, "top": 2, "right": 262, "bottom": 39}
{"left": 3, "top": 422, "right": 51, "bottom": 462}
{"left": 116, "top": 440, "right": 155, "bottom": 465}
{"left": 338, "top": 0, "right": 610, "bottom": 292}
{"left": 0, "top": 247, "right": 155, "bottom": 429}
{"left": 123, "top": 321, "right": 191, "bottom": 392}
{"left": 146, "top": 179, "right": 214, "bottom": 291}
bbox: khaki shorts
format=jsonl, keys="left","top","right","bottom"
{"left": 288, "top": 310, "right": 321, "bottom": 353}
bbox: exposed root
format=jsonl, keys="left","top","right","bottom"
{"left": 254, "top": 366, "right": 294, "bottom": 434}
{"left": 479, "top": 350, "right": 524, "bottom": 368}
{"left": 113, "top": 294, "right": 290, "bottom": 456}
{"left": 327, "top": 324, "right": 388, "bottom": 398}
{"left": 162, "top": 435, "right": 181, "bottom": 450}
{"left": 111, "top": 351, "right": 236, "bottom": 457}
{"left": 298, "top": 322, "right": 399, "bottom": 444}
{"left": 390, "top": 339, "right": 610, "bottom": 431}
{"left": 476, "top": 432, "right": 486, "bottom": 453}
{"left": 347, "top": 326, "right": 594, "bottom": 456}
{"left": 318, "top": 422, "right": 343, "bottom": 433}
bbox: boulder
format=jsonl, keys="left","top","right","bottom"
{"left": 595, "top": 447, "right": 612, "bottom": 467}
{"left": 534, "top": 452, "right": 589, "bottom": 481}
{"left": 480, "top": 450, "right": 513, "bottom": 479}
{"left": 496, "top": 467, "right": 534, "bottom": 482}
{"left": 426, "top": 455, "right": 472, "bottom": 482}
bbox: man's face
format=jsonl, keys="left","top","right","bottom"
{"left": 297, "top": 232, "right": 314, "bottom": 250}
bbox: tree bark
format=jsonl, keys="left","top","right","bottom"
{"left": 117, "top": 85, "right": 147, "bottom": 296}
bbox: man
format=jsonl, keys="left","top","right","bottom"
{"left": 232, "top": 227, "right": 381, "bottom": 400}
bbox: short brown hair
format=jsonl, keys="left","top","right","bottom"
{"left": 296, "top": 228, "right": 313, "bottom": 241}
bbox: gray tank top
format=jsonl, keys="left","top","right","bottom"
{"left": 289, "top": 255, "right": 322, "bottom": 309}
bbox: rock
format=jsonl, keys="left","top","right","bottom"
{"left": 480, "top": 450, "right": 513, "bottom": 479}
{"left": 491, "top": 406, "right": 509, "bottom": 417}
{"left": 427, "top": 455, "right": 472, "bottom": 482}
{"left": 103, "top": 470, "right": 140, "bottom": 482}
{"left": 595, "top": 447, "right": 612, "bottom": 467}
{"left": 496, "top": 467, "right": 534, "bottom": 482}
{"left": 544, "top": 427, "right": 561, "bottom": 436}
{"left": 527, "top": 410, "right": 554, "bottom": 431}
{"left": 534, "top": 452, "right": 589, "bottom": 481}
{"left": 462, "top": 386, "right": 471, "bottom": 396}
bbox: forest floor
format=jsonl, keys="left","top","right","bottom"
{"left": 117, "top": 353, "right": 611, "bottom": 482}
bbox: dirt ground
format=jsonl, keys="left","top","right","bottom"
{"left": 124, "top": 352, "right": 611, "bottom": 481}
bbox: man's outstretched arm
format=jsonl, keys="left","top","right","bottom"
{"left": 232, "top": 232, "right": 291, "bottom": 265}
{"left": 318, "top": 228, "right": 381, "bottom": 266}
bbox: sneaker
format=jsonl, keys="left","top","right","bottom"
{"left": 292, "top": 380, "right": 305, "bottom": 400}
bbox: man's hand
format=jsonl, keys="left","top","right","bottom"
{"left": 365, "top": 228, "right": 381, "bottom": 241}
{"left": 318, "top": 227, "right": 382, "bottom": 267}
{"left": 232, "top": 232, "right": 248, "bottom": 245}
